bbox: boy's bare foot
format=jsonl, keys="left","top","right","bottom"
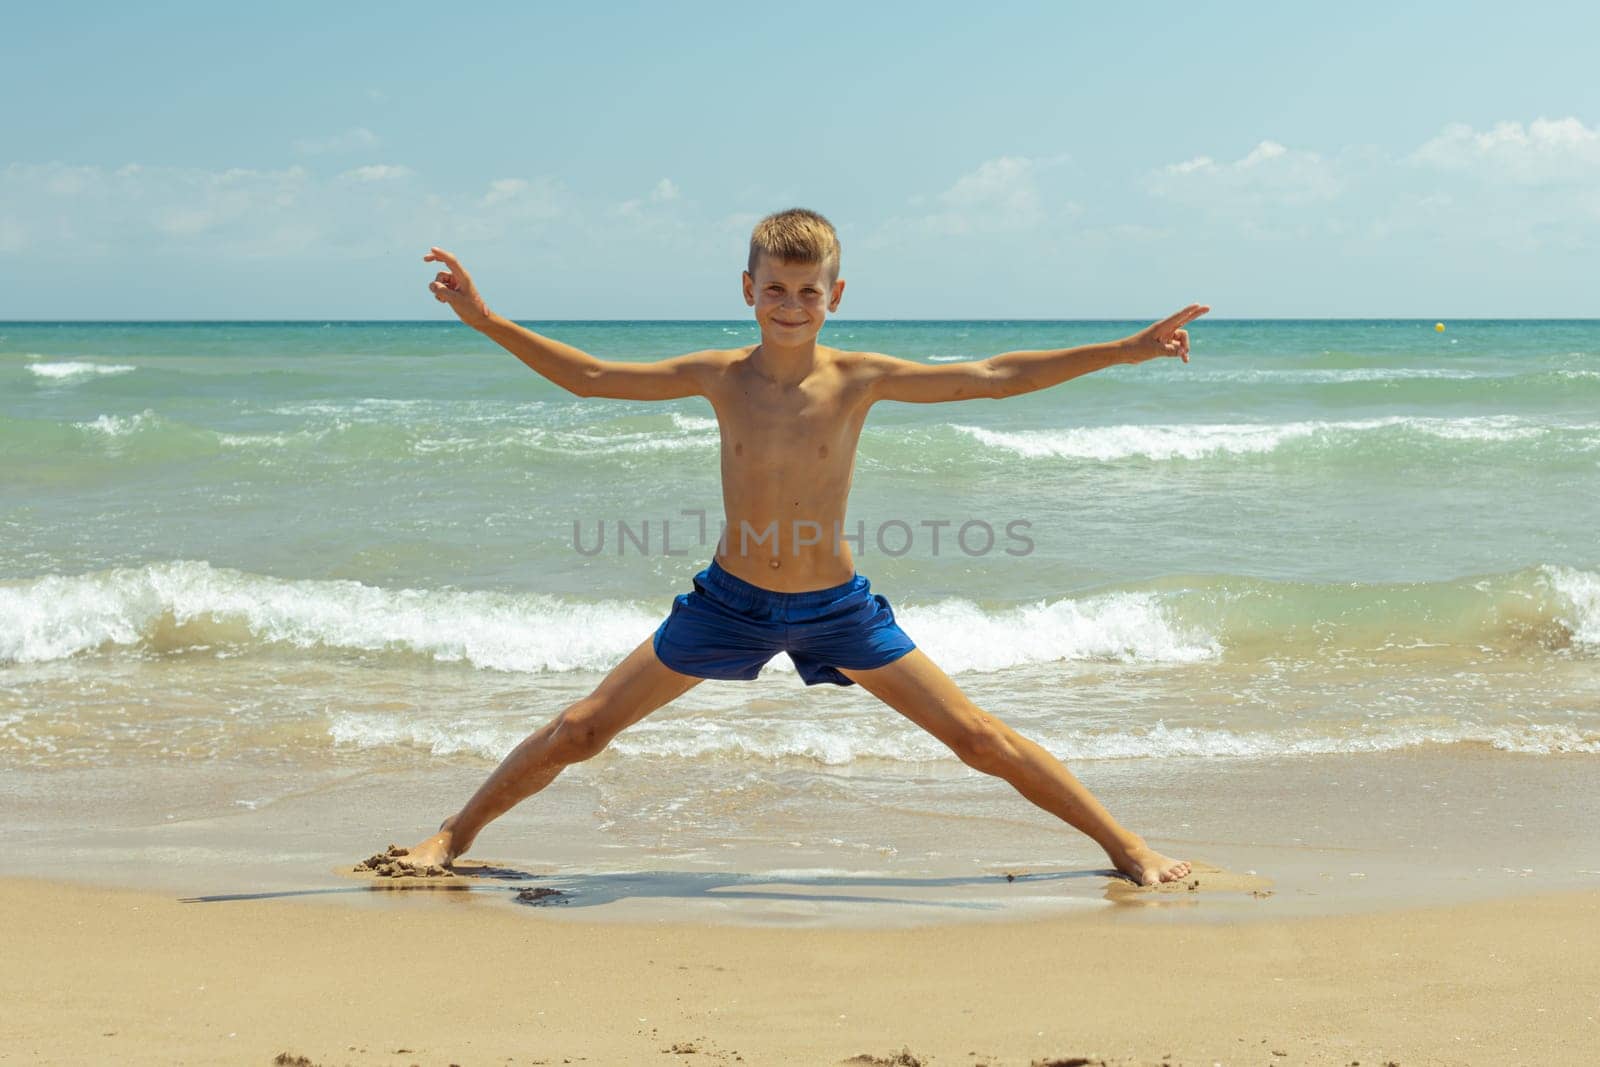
{"left": 353, "top": 835, "right": 458, "bottom": 879}
{"left": 1111, "top": 842, "right": 1192, "bottom": 886}
{"left": 402, "top": 828, "right": 457, "bottom": 870}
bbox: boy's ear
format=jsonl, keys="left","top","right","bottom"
{"left": 828, "top": 277, "right": 845, "bottom": 313}
{"left": 742, "top": 271, "right": 756, "bottom": 307}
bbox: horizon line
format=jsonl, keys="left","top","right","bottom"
{"left": 4, "top": 316, "right": 1597, "bottom": 325}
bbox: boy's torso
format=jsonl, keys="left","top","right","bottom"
{"left": 700, "top": 345, "right": 875, "bottom": 592}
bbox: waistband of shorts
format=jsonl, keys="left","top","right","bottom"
{"left": 702, "top": 558, "right": 865, "bottom": 608}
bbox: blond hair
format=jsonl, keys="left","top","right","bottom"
{"left": 748, "top": 208, "right": 841, "bottom": 281}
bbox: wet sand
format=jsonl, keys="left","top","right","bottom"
{"left": 7, "top": 747, "right": 1600, "bottom": 924}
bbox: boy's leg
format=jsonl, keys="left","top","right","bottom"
{"left": 839, "top": 649, "right": 1191, "bottom": 886}
{"left": 403, "top": 637, "right": 703, "bottom": 867}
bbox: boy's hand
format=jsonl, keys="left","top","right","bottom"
{"left": 1122, "top": 304, "right": 1211, "bottom": 364}
{"left": 423, "top": 247, "right": 492, "bottom": 328}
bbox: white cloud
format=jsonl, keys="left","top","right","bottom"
{"left": 460, "top": 177, "right": 566, "bottom": 238}
{"left": 0, "top": 162, "right": 373, "bottom": 257}
{"left": 881, "top": 155, "right": 1074, "bottom": 240}
{"left": 293, "top": 127, "right": 380, "bottom": 155}
{"left": 940, "top": 156, "right": 1039, "bottom": 214}
{"left": 1410, "top": 117, "right": 1600, "bottom": 184}
{"left": 482, "top": 178, "right": 530, "bottom": 206}
{"left": 1150, "top": 139, "right": 1341, "bottom": 206}
{"left": 614, "top": 177, "right": 684, "bottom": 218}
{"left": 340, "top": 164, "right": 412, "bottom": 182}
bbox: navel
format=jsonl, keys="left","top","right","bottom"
{"left": 769, "top": 558, "right": 781, "bottom": 570}
{"left": 734, "top": 441, "right": 743, "bottom": 456}
{"left": 817, "top": 444, "right": 829, "bottom": 458}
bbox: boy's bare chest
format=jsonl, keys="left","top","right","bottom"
{"left": 710, "top": 375, "right": 865, "bottom": 465}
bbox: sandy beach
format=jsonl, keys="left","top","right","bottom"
{"left": 7, "top": 742, "right": 1600, "bottom": 1063}
{"left": 4, "top": 874, "right": 1596, "bottom": 1066}
{"left": 7, "top": 745, "right": 1600, "bottom": 1065}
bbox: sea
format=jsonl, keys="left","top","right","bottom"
{"left": 3, "top": 319, "right": 1598, "bottom": 915}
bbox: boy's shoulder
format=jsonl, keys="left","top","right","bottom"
{"left": 827, "top": 347, "right": 908, "bottom": 378}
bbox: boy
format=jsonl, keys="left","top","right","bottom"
{"left": 403, "top": 209, "right": 1204, "bottom": 886}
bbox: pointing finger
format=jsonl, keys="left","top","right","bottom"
{"left": 1155, "top": 303, "right": 1201, "bottom": 332}
{"left": 424, "top": 247, "right": 466, "bottom": 275}
{"left": 427, "top": 248, "right": 473, "bottom": 285}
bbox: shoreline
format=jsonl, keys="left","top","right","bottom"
{"left": 6, "top": 874, "right": 1595, "bottom": 1065}
{"left": 8, "top": 747, "right": 1599, "bottom": 929}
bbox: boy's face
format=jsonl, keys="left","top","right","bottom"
{"left": 742, "top": 255, "right": 845, "bottom": 344}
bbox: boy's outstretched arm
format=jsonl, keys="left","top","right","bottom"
{"left": 865, "top": 304, "right": 1210, "bottom": 404}
{"left": 424, "top": 247, "right": 712, "bottom": 401}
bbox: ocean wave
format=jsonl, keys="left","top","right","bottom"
{"left": 1544, "top": 565, "right": 1600, "bottom": 647}
{"left": 324, "top": 712, "right": 1600, "bottom": 764}
{"left": 670, "top": 412, "right": 719, "bottom": 431}
{"left": 952, "top": 415, "right": 1583, "bottom": 463}
{"left": 27, "top": 361, "right": 137, "bottom": 381}
{"left": 0, "top": 561, "right": 662, "bottom": 671}
{"left": 4, "top": 562, "right": 1593, "bottom": 672}
{"left": 7, "top": 405, "right": 716, "bottom": 465}
{"left": 0, "top": 561, "right": 1216, "bottom": 672}
{"left": 1187, "top": 367, "right": 1481, "bottom": 384}
{"left": 73, "top": 410, "right": 160, "bottom": 437}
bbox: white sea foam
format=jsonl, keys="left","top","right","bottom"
{"left": 953, "top": 415, "right": 1559, "bottom": 462}
{"left": 326, "top": 710, "right": 950, "bottom": 765}
{"left": 324, "top": 711, "right": 1600, "bottom": 763}
{"left": 327, "top": 715, "right": 527, "bottom": 760}
{"left": 268, "top": 398, "right": 428, "bottom": 418}
{"left": 1188, "top": 367, "right": 1480, "bottom": 384}
{"left": 0, "top": 561, "right": 662, "bottom": 670}
{"left": 73, "top": 410, "right": 157, "bottom": 437}
{"left": 1421, "top": 414, "right": 1544, "bottom": 441}
{"left": 217, "top": 431, "right": 298, "bottom": 448}
{"left": 895, "top": 593, "right": 1218, "bottom": 669}
{"left": 670, "top": 412, "right": 719, "bottom": 431}
{"left": 955, "top": 421, "right": 1308, "bottom": 461}
{"left": 1544, "top": 565, "right": 1600, "bottom": 648}
{"left": 28, "top": 361, "right": 137, "bottom": 381}
{"left": 0, "top": 562, "right": 1217, "bottom": 672}
{"left": 533, "top": 425, "right": 719, "bottom": 455}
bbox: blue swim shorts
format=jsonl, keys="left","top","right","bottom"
{"left": 652, "top": 560, "right": 917, "bottom": 686}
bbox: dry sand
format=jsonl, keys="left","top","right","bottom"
{"left": 4, "top": 875, "right": 1596, "bottom": 1066}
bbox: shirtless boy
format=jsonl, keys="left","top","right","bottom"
{"left": 405, "top": 209, "right": 1206, "bottom": 886}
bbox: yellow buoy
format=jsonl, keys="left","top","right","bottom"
{"left": 1435, "top": 322, "right": 1446, "bottom": 332}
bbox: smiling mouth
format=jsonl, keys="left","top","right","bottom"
{"left": 774, "top": 319, "right": 808, "bottom": 327}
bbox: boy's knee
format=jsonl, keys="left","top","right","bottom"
{"left": 549, "top": 700, "right": 612, "bottom": 763}
{"left": 952, "top": 717, "right": 1015, "bottom": 775}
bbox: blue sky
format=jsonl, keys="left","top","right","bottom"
{"left": 4, "top": 2, "right": 1597, "bottom": 319}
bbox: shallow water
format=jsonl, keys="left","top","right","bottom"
{"left": 3, "top": 319, "right": 1597, "bottom": 892}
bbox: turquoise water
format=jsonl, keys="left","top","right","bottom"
{"left": 2, "top": 320, "right": 1596, "bottom": 794}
